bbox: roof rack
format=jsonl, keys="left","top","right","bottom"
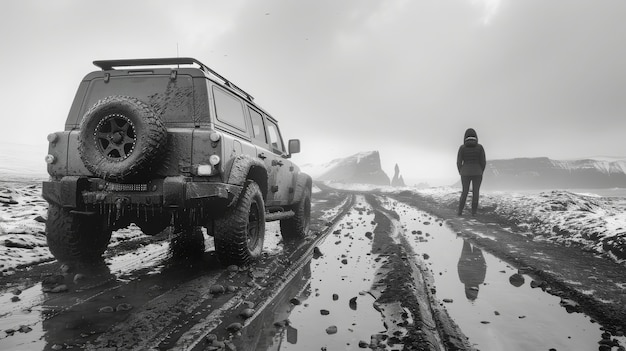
{"left": 92, "top": 57, "right": 254, "bottom": 101}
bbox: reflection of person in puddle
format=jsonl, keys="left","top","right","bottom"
{"left": 457, "top": 240, "right": 487, "bottom": 301}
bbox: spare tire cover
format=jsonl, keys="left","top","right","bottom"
{"left": 78, "top": 95, "right": 167, "bottom": 181}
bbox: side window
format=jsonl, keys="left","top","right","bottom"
{"left": 213, "top": 86, "right": 246, "bottom": 131}
{"left": 265, "top": 119, "right": 285, "bottom": 154}
{"left": 248, "top": 108, "right": 267, "bottom": 144}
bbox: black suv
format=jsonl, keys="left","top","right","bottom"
{"left": 43, "top": 57, "right": 311, "bottom": 266}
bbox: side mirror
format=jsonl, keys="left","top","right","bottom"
{"left": 288, "top": 139, "right": 301, "bottom": 155}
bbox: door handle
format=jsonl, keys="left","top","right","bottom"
{"left": 258, "top": 152, "right": 266, "bottom": 160}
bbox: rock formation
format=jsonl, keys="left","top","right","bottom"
{"left": 304, "top": 151, "right": 390, "bottom": 186}
{"left": 391, "top": 164, "right": 406, "bottom": 187}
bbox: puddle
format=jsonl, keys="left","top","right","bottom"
{"left": 256, "top": 195, "right": 385, "bottom": 350}
{"left": 0, "top": 196, "right": 337, "bottom": 351}
{"left": 380, "top": 198, "right": 625, "bottom": 351}
{"left": 236, "top": 261, "right": 314, "bottom": 350}
{"left": 0, "top": 284, "right": 45, "bottom": 350}
{"left": 275, "top": 196, "right": 384, "bottom": 350}
{"left": 464, "top": 228, "right": 497, "bottom": 241}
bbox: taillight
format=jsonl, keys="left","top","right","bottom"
{"left": 45, "top": 154, "right": 56, "bottom": 164}
{"left": 209, "top": 131, "right": 221, "bottom": 142}
{"left": 193, "top": 155, "right": 221, "bottom": 176}
{"left": 47, "top": 133, "right": 58, "bottom": 143}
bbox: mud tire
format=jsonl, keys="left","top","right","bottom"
{"left": 214, "top": 181, "right": 265, "bottom": 266}
{"left": 78, "top": 95, "right": 167, "bottom": 182}
{"left": 45, "top": 203, "right": 112, "bottom": 264}
{"left": 280, "top": 186, "right": 311, "bottom": 240}
{"left": 170, "top": 226, "right": 205, "bottom": 261}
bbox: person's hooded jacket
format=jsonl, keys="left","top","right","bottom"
{"left": 457, "top": 128, "right": 486, "bottom": 176}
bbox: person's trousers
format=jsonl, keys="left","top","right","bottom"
{"left": 459, "top": 175, "right": 483, "bottom": 215}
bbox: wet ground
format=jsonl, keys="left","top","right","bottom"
{"left": 391, "top": 190, "right": 626, "bottom": 350}
{"left": 1, "top": 184, "right": 625, "bottom": 350}
{"left": 378, "top": 196, "right": 625, "bottom": 350}
{"left": 245, "top": 196, "right": 387, "bottom": 350}
{"left": 0, "top": 186, "right": 355, "bottom": 350}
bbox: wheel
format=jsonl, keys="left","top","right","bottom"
{"left": 170, "top": 226, "right": 205, "bottom": 261}
{"left": 45, "top": 203, "right": 112, "bottom": 264}
{"left": 280, "top": 186, "right": 311, "bottom": 240}
{"left": 214, "top": 181, "right": 265, "bottom": 266}
{"left": 78, "top": 95, "right": 167, "bottom": 181}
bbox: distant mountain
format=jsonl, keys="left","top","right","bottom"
{"left": 480, "top": 157, "right": 626, "bottom": 190}
{"left": 301, "top": 151, "right": 391, "bottom": 186}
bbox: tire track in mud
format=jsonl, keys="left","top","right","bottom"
{"left": 364, "top": 194, "right": 472, "bottom": 351}
{"left": 177, "top": 194, "right": 357, "bottom": 350}
{"left": 0, "top": 187, "right": 461, "bottom": 351}
{"left": 1, "top": 188, "right": 386, "bottom": 351}
{"left": 223, "top": 192, "right": 470, "bottom": 351}
{"left": 0, "top": 231, "right": 177, "bottom": 350}
{"left": 390, "top": 191, "right": 626, "bottom": 340}
{"left": 78, "top": 192, "right": 355, "bottom": 350}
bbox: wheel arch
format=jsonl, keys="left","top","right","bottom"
{"left": 225, "top": 154, "right": 268, "bottom": 199}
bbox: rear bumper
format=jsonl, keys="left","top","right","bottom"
{"left": 42, "top": 176, "right": 242, "bottom": 209}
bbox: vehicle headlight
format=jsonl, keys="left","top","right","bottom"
{"left": 209, "top": 155, "right": 220, "bottom": 166}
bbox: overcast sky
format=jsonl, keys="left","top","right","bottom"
{"left": 2, "top": 0, "right": 625, "bottom": 185}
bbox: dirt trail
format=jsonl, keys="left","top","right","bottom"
{"left": 7, "top": 184, "right": 623, "bottom": 350}
{"left": 1, "top": 185, "right": 472, "bottom": 351}
{"left": 389, "top": 190, "right": 626, "bottom": 338}
{"left": 0, "top": 186, "right": 358, "bottom": 350}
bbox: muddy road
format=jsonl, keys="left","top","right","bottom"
{"left": 1, "top": 185, "right": 625, "bottom": 350}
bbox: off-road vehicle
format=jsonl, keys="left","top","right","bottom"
{"left": 42, "top": 57, "right": 312, "bottom": 266}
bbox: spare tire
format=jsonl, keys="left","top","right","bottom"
{"left": 78, "top": 95, "right": 167, "bottom": 181}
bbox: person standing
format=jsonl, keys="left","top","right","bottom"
{"left": 457, "top": 128, "right": 486, "bottom": 216}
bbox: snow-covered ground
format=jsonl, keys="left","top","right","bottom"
{"left": 418, "top": 186, "right": 626, "bottom": 260}
{"left": 0, "top": 181, "right": 142, "bottom": 275}
{"left": 323, "top": 181, "right": 626, "bottom": 264}
{"left": 0, "top": 182, "right": 50, "bottom": 274}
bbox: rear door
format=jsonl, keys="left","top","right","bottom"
{"left": 247, "top": 107, "right": 280, "bottom": 205}
{"left": 263, "top": 118, "right": 296, "bottom": 206}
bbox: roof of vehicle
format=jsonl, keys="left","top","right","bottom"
{"left": 89, "top": 57, "right": 279, "bottom": 123}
